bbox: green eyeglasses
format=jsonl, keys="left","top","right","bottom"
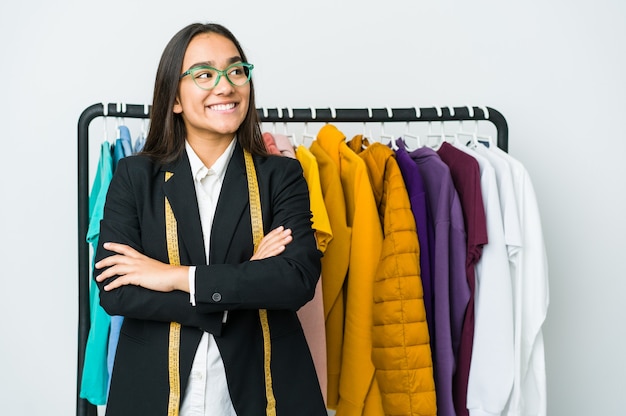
{"left": 180, "top": 62, "right": 254, "bottom": 90}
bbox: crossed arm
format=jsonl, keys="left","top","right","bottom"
{"left": 95, "top": 225, "right": 293, "bottom": 293}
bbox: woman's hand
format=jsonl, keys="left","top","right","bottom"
{"left": 95, "top": 242, "right": 189, "bottom": 293}
{"left": 96, "top": 226, "right": 291, "bottom": 292}
{"left": 250, "top": 226, "right": 292, "bottom": 261}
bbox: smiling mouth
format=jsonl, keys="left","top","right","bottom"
{"left": 209, "top": 103, "right": 236, "bottom": 111}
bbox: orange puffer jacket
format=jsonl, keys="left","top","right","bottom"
{"left": 348, "top": 136, "right": 437, "bottom": 416}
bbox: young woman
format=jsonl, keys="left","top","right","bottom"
{"left": 94, "top": 22, "right": 326, "bottom": 415}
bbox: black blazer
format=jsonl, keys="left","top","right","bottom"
{"left": 96, "top": 142, "right": 326, "bottom": 415}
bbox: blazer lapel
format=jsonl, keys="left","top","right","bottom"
{"left": 210, "top": 143, "right": 249, "bottom": 264}
{"left": 162, "top": 152, "right": 207, "bottom": 265}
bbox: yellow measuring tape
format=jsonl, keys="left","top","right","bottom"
{"left": 244, "top": 149, "right": 277, "bottom": 416}
{"left": 164, "top": 171, "right": 182, "bottom": 416}
{"left": 163, "top": 151, "right": 276, "bottom": 416}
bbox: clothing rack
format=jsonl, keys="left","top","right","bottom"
{"left": 76, "top": 103, "right": 509, "bottom": 416}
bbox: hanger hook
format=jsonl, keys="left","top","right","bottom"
{"left": 414, "top": 106, "right": 421, "bottom": 119}
{"left": 102, "top": 110, "right": 108, "bottom": 142}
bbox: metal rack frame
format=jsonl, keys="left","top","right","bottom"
{"left": 76, "top": 103, "right": 509, "bottom": 416}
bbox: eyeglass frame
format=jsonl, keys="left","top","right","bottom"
{"left": 179, "top": 62, "right": 254, "bottom": 90}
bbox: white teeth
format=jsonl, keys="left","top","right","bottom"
{"left": 209, "top": 103, "right": 236, "bottom": 111}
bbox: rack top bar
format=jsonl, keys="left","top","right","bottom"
{"left": 79, "top": 103, "right": 508, "bottom": 151}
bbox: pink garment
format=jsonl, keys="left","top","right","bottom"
{"left": 264, "top": 131, "right": 328, "bottom": 404}
{"left": 297, "top": 278, "right": 327, "bottom": 405}
{"left": 262, "top": 132, "right": 281, "bottom": 155}
{"left": 272, "top": 133, "right": 297, "bottom": 158}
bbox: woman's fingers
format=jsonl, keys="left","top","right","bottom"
{"left": 251, "top": 226, "right": 292, "bottom": 260}
{"left": 95, "top": 243, "right": 144, "bottom": 283}
{"left": 102, "top": 242, "right": 141, "bottom": 257}
{"left": 93, "top": 241, "right": 187, "bottom": 292}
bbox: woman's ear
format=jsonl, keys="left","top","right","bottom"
{"left": 173, "top": 96, "right": 182, "bottom": 114}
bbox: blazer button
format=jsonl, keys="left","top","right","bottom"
{"left": 211, "top": 292, "right": 222, "bottom": 302}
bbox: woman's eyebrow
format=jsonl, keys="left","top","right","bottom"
{"left": 187, "top": 56, "right": 243, "bottom": 69}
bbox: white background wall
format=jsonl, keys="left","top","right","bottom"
{"left": 0, "top": 1, "right": 624, "bottom": 415}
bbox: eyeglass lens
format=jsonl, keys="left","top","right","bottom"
{"left": 192, "top": 64, "right": 251, "bottom": 89}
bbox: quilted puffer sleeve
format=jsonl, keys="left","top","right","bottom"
{"left": 368, "top": 144, "right": 437, "bottom": 416}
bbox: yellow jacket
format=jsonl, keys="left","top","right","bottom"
{"left": 348, "top": 136, "right": 437, "bottom": 415}
{"left": 295, "top": 144, "right": 333, "bottom": 405}
{"left": 309, "top": 135, "right": 350, "bottom": 409}
{"left": 313, "top": 125, "right": 384, "bottom": 415}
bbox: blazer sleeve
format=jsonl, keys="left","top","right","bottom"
{"left": 95, "top": 158, "right": 221, "bottom": 332}
{"left": 193, "top": 157, "right": 322, "bottom": 313}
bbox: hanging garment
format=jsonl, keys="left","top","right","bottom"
{"left": 312, "top": 125, "right": 384, "bottom": 415}
{"left": 295, "top": 144, "right": 333, "bottom": 253}
{"left": 107, "top": 125, "right": 135, "bottom": 387}
{"left": 409, "top": 146, "right": 469, "bottom": 416}
{"left": 488, "top": 146, "right": 549, "bottom": 416}
{"left": 111, "top": 125, "right": 133, "bottom": 171}
{"left": 295, "top": 140, "right": 333, "bottom": 407}
{"left": 347, "top": 136, "right": 437, "bottom": 416}
{"left": 436, "top": 141, "right": 488, "bottom": 416}
{"left": 134, "top": 130, "right": 146, "bottom": 154}
{"left": 262, "top": 132, "right": 280, "bottom": 155}
{"left": 309, "top": 136, "right": 351, "bottom": 409}
{"left": 263, "top": 132, "right": 331, "bottom": 401}
{"left": 472, "top": 144, "right": 522, "bottom": 270}
{"left": 453, "top": 145, "right": 514, "bottom": 416}
{"left": 395, "top": 139, "right": 435, "bottom": 348}
{"left": 80, "top": 140, "right": 114, "bottom": 405}
{"left": 273, "top": 133, "right": 297, "bottom": 158}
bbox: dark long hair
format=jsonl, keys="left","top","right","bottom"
{"left": 141, "top": 23, "right": 266, "bottom": 164}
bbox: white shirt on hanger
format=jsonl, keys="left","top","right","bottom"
{"left": 181, "top": 139, "right": 237, "bottom": 416}
{"left": 489, "top": 145, "right": 549, "bottom": 416}
{"left": 452, "top": 142, "right": 515, "bottom": 416}
{"left": 474, "top": 144, "right": 523, "bottom": 261}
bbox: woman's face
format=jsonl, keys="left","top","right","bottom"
{"left": 174, "top": 33, "right": 250, "bottom": 143}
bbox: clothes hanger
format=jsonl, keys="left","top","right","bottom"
{"left": 444, "top": 106, "right": 460, "bottom": 145}
{"left": 101, "top": 102, "right": 109, "bottom": 143}
{"left": 379, "top": 106, "right": 396, "bottom": 149}
{"left": 402, "top": 120, "right": 421, "bottom": 151}
{"left": 425, "top": 107, "right": 455, "bottom": 149}
{"left": 271, "top": 107, "right": 283, "bottom": 135}
{"left": 455, "top": 106, "right": 479, "bottom": 148}
{"left": 396, "top": 106, "right": 421, "bottom": 150}
{"left": 425, "top": 118, "right": 440, "bottom": 149}
{"left": 132, "top": 104, "right": 150, "bottom": 153}
{"left": 362, "top": 107, "right": 374, "bottom": 140}
{"left": 284, "top": 108, "right": 298, "bottom": 148}
{"left": 112, "top": 103, "right": 128, "bottom": 148}
{"left": 476, "top": 106, "right": 494, "bottom": 148}
{"left": 358, "top": 108, "right": 375, "bottom": 149}
{"left": 301, "top": 107, "right": 317, "bottom": 146}
{"left": 260, "top": 107, "right": 272, "bottom": 135}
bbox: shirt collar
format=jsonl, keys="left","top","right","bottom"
{"left": 185, "top": 137, "right": 237, "bottom": 181}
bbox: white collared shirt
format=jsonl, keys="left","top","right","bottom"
{"left": 180, "top": 139, "right": 237, "bottom": 416}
